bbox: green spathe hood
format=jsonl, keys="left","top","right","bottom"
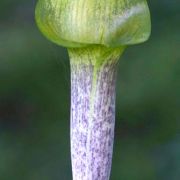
{"left": 35, "top": 0, "right": 151, "bottom": 48}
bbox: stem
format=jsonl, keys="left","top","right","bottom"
{"left": 68, "top": 46, "right": 125, "bottom": 180}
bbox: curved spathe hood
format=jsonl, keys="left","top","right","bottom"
{"left": 35, "top": 0, "right": 151, "bottom": 48}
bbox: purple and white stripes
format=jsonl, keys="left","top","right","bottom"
{"left": 69, "top": 47, "right": 122, "bottom": 180}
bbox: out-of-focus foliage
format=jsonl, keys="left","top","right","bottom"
{"left": 0, "top": 0, "right": 179, "bottom": 179}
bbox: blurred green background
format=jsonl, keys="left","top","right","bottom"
{"left": 0, "top": 0, "right": 179, "bottom": 179}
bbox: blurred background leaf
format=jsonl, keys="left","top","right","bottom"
{"left": 0, "top": 0, "right": 179, "bottom": 179}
